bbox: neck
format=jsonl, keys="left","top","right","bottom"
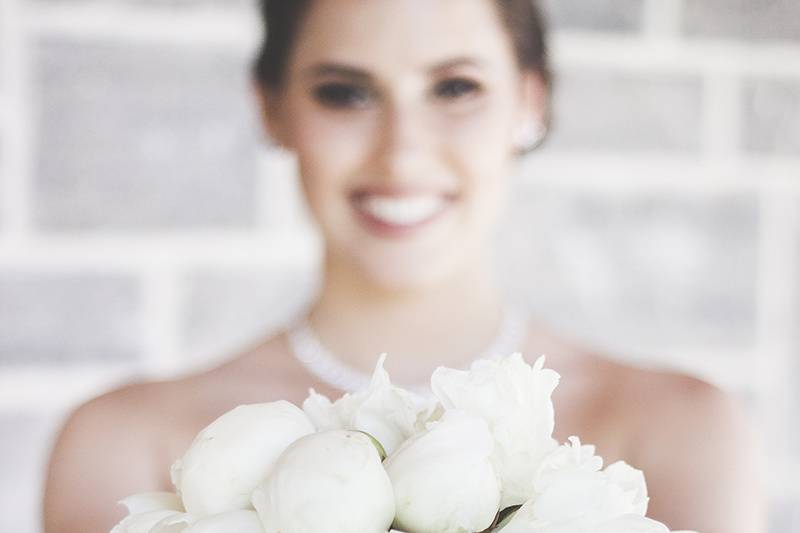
{"left": 305, "top": 250, "right": 507, "bottom": 385}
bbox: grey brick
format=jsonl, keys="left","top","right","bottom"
{"left": 793, "top": 217, "right": 800, "bottom": 459}
{"left": 31, "top": 0, "right": 256, "bottom": 9}
{"left": 743, "top": 78, "right": 800, "bottom": 156}
{"left": 182, "top": 268, "right": 316, "bottom": 365}
{"left": 33, "top": 37, "right": 259, "bottom": 230}
{"left": 0, "top": 2, "right": 5, "bottom": 198}
{"left": 0, "top": 414, "right": 59, "bottom": 533}
{"left": 0, "top": 273, "right": 141, "bottom": 364}
{"left": 546, "top": 69, "right": 704, "bottom": 152}
{"left": 125, "top": 0, "right": 255, "bottom": 7}
{"left": 793, "top": 357, "right": 800, "bottom": 459}
{"left": 770, "top": 497, "right": 800, "bottom": 533}
{"left": 683, "top": 0, "right": 800, "bottom": 42}
{"left": 0, "top": 1, "right": 5, "bottom": 89}
{"left": 540, "top": 0, "right": 644, "bottom": 33}
{"left": 495, "top": 186, "right": 758, "bottom": 358}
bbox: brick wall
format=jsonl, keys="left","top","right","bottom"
{"left": 1, "top": 1, "right": 798, "bottom": 531}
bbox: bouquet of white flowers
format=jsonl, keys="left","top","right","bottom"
{"left": 111, "top": 353, "right": 698, "bottom": 533}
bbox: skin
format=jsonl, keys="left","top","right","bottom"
{"left": 43, "top": 1, "right": 767, "bottom": 532}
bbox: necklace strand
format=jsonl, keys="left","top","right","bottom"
{"left": 286, "top": 306, "right": 528, "bottom": 395}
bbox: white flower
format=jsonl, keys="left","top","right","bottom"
{"left": 171, "top": 401, "right": 315, "bottom": 516}
{"left": 533, "top": 437, "right": 649, "bottom": 522}
{"left": 532, "top": 437, "right": 603, "bottom": 492}
{"left": 431, "top": 353, "right": 560, "bottom": 507}
{"left": 603, "top": 461, "right": 649, "bottom": 516}
{"left": 592, "top": 516, "right": 672, "bottom": 533}
{"left": 109, "top": 492, "right": 185, "bottom": 533}
{"left": 110, "top": 511, "right": 184, "bottom": 533}
{"left": 497, "top": 437, "right": 653, "bottom": 532}
{"left": 499, "top": 513, "right": 672, "bottom": 533}
{"left": 149, "top": 513, "right": 195, "bottom": 533}
{"left": 182, "top": 510, "right": 264, "bottom": 533}
{"left": 145, "top": 510, "right": 264, "bottom": 533}
{"left": 384, "top": 410, "right": 501, "bottom": 533}
{"left": 251, "top": 429, "right": 395, "bottom": 533}
{"left": 303, "top": 354, "right": 435, "bottom": 455}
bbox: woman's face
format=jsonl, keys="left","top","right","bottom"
{"left": 263, "top": 0, "right": 544, "bottom": 290}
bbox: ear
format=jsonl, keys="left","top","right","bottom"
{"left": 516, "top": 69, "right": 549, "bottom": 129}
{"left": 251, "top": 80, "right": 290, "bottom": 149}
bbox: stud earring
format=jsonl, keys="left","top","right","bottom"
{"left": 267, "top": 135, "right": 285, "bottom": 152}
{"left": 512, "top": 121, "right": 547, "bottom": 153}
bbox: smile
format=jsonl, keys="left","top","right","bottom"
{"left": 351, "top": 192, "right": 456, "bottom": 237}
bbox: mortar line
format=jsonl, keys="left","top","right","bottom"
{"left": 1, "top": 0, "right": 34, "bottom": 244}
{"left": 753, "top": 189, "right": 798, "bottom": 460}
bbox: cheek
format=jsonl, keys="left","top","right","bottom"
{"left": 291, "top": 103, "right": 374, "bottom": 168}
{"left": 442, "top": 101, "right": 514, "bottom": 212}
{"left": 444, "top": 100, "right": 515, "bottom": 174}
{"left": 289, "top": 110, "right": 375, "bottom": 209}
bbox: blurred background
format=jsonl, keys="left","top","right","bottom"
{"left": 0, "top": 0, "right": 798, "bottom": 531}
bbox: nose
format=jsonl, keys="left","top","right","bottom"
{"left": 373, "top": 100, "right": 433, "bottom": 181}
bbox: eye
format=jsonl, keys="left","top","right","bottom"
{"left": 313, "top": 82, "right": 371, "bottom": 109}
{"left": 434, "top": 77, "right": 482, "bottom": 100}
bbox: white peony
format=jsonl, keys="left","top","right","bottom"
{"left": 384, "top": 410, "right": 501, "bottom": 533}
{"left": 431, "top": 353, "right": 560, "bottom": 508}
{"left": 532, "top": 437, "right": 649, "bottom": 522}
{"left": 181, "top": 510, "right": 263, "bottom": 532}
{"left": 498, "top": 512, "right": 698, "bottom": 533}
{"left": 146, "top": 510, "right": 264, "bottom": 533}
{"left": 111, "top": 353, "right": 701, "bottom": 533}
{"left": 109, "top": 492, "right": 264, "bottom": 533}
{"left": 592, "top": 515, "right": 672, "bottom": 533}
{"left": 111, "top": 511, "right": 184, "bottom": 533}
{"left": 109, "top": 492, "right": 185, "bottom": 533}
{"left": 497, "top": 437, "right": 665, "bottom": 533}
{"left": 251, "top": 429, "right": 395, "bottom": 533}
{"left": 170, "top": 401, "right": 315, "bottom": 516}
{"left": 498, "top": 513, "right": 672, "bottom": 533}
{"left": 149, "top": 513, "right": 195, "bottom": 533}
{"left": 302, "top": 353, "right": 435, "bottom": 455}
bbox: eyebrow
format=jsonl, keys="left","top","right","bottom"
{"left": 303, "top": 56, "right": 485, "bottom": 80}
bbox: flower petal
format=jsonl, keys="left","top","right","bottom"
{"left": 118, "top": 492, "right": 184, "bottom": 514}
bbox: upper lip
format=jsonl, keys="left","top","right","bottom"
{"left": 351, "top": 185, "right": 458, "bottom": 200}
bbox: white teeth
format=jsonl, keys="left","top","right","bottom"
{"left": 359, "top": 195, "right": 447, "bottom": 226}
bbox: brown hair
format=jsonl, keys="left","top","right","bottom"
{"left": 252, "top": 0, "right": 552, "bottom": 149}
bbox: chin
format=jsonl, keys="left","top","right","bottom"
{"left": 354, "top": 251, "right": 464, "bottom": 292}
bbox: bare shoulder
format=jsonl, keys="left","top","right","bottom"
{"left": 44, "top": 331, "right": 302, "bottom": 533}
{"left": 43, "top": 379, "right": 180, "bottom": 533}
{"left": 48, "top": 376, "right": 183, "bottom": 462}
{"left": 607, "top": 361, "right": 754, "bottom": 453}
{"left": 570, "top": 348, "right": 755, "bottom": 460}
{"left": 537, "top": 325, "right": 742, "bottom": 433}
{"left": 546, "top": 337, "right": 766, "bottom": 532}
{"left": 611, "top": 360, "right": 731, "bottom": 422}
{"left": 590, "top": 355, "right": 766, "bottom": 533}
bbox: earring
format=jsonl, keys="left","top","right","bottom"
{"left": 512, "top": 121, "right": 547, "bottom": 153}
{"left": 266, "top": 135, "right": 285, "bottom": 152}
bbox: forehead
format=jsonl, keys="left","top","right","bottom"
{"left": 288, "top": 0, "right": 517, "bottom": 76}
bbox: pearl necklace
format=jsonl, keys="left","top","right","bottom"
{"left": 286, "top": 306, "right": 528, "bottom": 396}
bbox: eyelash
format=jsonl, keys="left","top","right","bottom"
{"left": 435, "top": 78, "right": 482, "bottom": 100}
{"left": 312, "top": 77, "right": 482, "bottom": 109}
{"left": 313, "top": 83, "right": 371, "bottom": 109}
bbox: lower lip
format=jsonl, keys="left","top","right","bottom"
{"left": 352, "top": 199, "right": 452, "bottom": 239}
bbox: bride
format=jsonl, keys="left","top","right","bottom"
{"left": 43, "top": 1, "right": 766, "bottom": 532}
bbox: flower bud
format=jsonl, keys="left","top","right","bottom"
{"left": 252, "top": 430, "right": 395, "bottom": 533}
{"left": 384, "top": 410, "right": 501, "bottom": 533}
{"left": 171, "top": 401, "right": 315, "bottom": 516}
{"left": 303, "top": 354, "right": 435, "bottom": 455}
{"left": 431, "top": 354, "right": 560, "bottom": 508}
